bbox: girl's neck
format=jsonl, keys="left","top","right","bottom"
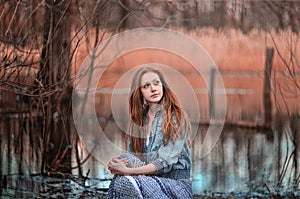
{"left": 148, "top": 104, "right": 161, "bottom": 120}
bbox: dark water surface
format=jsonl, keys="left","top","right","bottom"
{"left": 1, "top": 125, "right": 299, "bottom": 198}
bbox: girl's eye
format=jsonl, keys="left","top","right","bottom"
{"left": 143, "top": 83, "right": 150, "bottom": 89}
{"left": 153, "top": 80, "right": 160, "bottom": 85}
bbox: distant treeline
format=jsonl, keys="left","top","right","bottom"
{"left": 0, "top": 0, "right": 299, "bottom": 47}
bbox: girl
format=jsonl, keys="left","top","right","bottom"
{"left": 107, "top": 66, "right": 192, "bottom": 199}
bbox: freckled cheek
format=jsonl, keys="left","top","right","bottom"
{"left": 141, "top": 89, "right": 150, "bottom": 98}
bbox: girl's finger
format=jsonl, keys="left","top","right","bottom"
{"left": 112, "top": 158, "right": 120, "bottom": 163}
{"left": 120, "top": 158, "right": 128, "bottom": 163}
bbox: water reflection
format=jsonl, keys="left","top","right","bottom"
{"left": 1, "top": 123, "right": 299, "bottom": 197}
{"left": 192, "top": 125, "right": 299, "bottom": 195}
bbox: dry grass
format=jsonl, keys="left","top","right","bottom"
{"left": 70, "top": 28, "right": 299, "bottom": 121}
{"left": 72, "top": 27, "right": 300, "bottom": 74}
{"left": 1, "top": 27, "right": 298, "bottom": 120}
{"left": 186, "top": 27, "right": 300, "bottom": 72}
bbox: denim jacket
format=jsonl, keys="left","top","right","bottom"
{"left": 128, "top": 109, "right": 191, "bottom": 179}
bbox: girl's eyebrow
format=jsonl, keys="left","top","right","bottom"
{"left": 140, "top": 81, "right": 149, "bottom": 85}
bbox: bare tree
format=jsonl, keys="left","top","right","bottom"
{"left": 36, "top": 0, "right": 73, "bottom": 174}
{"left": 1, "top": 0, "right": 299, "bottom": 189}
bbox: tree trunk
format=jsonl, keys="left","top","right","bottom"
{"left": 38, "top": 0, "right": 72, "bottom": 174}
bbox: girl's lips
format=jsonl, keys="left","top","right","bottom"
{"left": 150, "top": 93, "right": 159, "bottom": 97}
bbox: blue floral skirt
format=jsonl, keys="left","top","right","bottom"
{"left": 107, "top": 154, "right": 192, "bottom": 199}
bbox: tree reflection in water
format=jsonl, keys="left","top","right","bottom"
{"left": 1, "top": 123, "right": 299, "bottom": 198}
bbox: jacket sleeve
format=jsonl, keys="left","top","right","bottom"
{"left": 149, "top": 115, "right": 190, "bottom": 174}
{"left": 150, "top": 135, "right": 187, "bottom": 174}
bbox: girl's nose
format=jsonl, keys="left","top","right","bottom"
{"left": 150, "top": 84, "right": 156, "bottom": 92}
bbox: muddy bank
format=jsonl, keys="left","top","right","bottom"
{"left": 1, "top": 174, "right": 299, "bottom": 199}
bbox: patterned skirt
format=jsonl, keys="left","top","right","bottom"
{"left": 107, "top": 154, "right": 192, "bottom": 199}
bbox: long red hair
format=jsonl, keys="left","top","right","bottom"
{"left": 127, "top": 66, "right": 191, "bottom": 154}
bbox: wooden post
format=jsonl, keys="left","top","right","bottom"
{"left": 264, "top": 48, "right": 274, "bottom": 125}
{"left": 210, "top": 67, "right": 216, "bottom": 119}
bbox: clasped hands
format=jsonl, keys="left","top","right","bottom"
{"left": 107, "top": 157, "right": 129, "bottom": 175}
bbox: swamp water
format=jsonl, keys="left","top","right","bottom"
{"left": 1, "top": 124, "right": 299, "bottom": 198}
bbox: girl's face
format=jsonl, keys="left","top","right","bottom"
{"left": 140, "top": 72, "right": 163, "bottom": 106}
